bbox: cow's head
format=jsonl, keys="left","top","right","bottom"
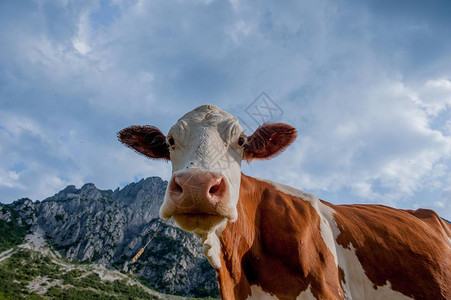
{"left": 118, "top": 105, "right": 296, "bottom": 233}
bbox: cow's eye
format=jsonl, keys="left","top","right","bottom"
{"left": 238, "top": 137, "right": 245, "bottom": 146}
{"left": 168, "top": 137, "right": 175, "bottom": 146}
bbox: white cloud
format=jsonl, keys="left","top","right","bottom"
{"left": 414, "top": 79, "right": 451, "bottom": 116}
{"left": 72, "top": 37, "right": 91, "bottom": 54}
{"left": 351, "top": 182, "right": 379, "bottom": 200}
{"left": 0, "top": 170, "right": 23, "bottom": 189}
{"left": 228, "top": 20, "right": 254, "bottom": 43}
{"left": 1, "top": 0, "right": 451, "bottom": 220}
{"left": 72, "top": 9, "right": 92, "bottom": 55}
{"left": 244, "top": 76, "right": 451, "bottom": 214}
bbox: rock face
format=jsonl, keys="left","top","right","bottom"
{"left": 3, "top": 177, "right": 218, "bottom": 297}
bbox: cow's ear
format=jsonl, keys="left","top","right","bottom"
{"left": 243, "top": 123, "right": 297, "bottom": 161}
{"left": 118, "top": 125, "right": 170, "bottom": 160}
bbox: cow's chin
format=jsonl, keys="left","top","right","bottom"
{"left": 173, "top": 214, "right": 226, "bottom": 232}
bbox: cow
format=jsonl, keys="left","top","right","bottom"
{"left": 118, "top": 104, "right": 451, "bottom": 300}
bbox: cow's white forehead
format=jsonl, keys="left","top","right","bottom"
{"left": 169, "top": 104, "right": 243, "bottom": 139}
{"left": 180, "top": 104, "right": 235, "bottom": 123}
{"left": 161, "top": 104, "right": 244, "bottom": 253}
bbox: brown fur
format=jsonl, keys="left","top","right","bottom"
{"left": 217, "top": 174, "right": 451, "bottom": 300}
{"left": 327, "top": 203, "right": 451, "bottom": 300}
{"left": 218, "top": 174, "right": 344, "bottom": 300}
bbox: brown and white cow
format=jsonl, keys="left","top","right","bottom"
{"left": 119, "top": 104, "right": 451, "bottom": 300}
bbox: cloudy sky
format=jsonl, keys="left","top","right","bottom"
{"left": 1, "top": 0, "right": 451, "bottom": 219}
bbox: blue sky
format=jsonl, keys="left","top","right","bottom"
{"left": 1, "top": 0, "right": 451, "bottom": 219}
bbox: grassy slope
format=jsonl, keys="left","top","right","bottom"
{"left": 0, "top": 248, "right": 216, "bottom": 300}
{"left": 0, "top": 204, "right": 218, "bottom": 300}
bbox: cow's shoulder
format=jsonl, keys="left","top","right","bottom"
{"left": 239, "top": 177, "right": 344, "bottom": 299}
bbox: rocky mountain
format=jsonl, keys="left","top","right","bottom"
{"left": 0, "top": 229, "right": 191, "bottom": 299}
{"left": 0, "top": 177, "right": 218, "bottom": 298}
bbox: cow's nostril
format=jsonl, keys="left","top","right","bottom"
{"left": 173, "top": 177, "right": 183, "bottom": 193}
{"left": 175, "top": 182, "right": 183, "bottom": 193}
{"left": 209, "top": 184, "right": 219, "bottom": 194}
{"left": 209, "top": 178, "right": 224, "bottom": 197}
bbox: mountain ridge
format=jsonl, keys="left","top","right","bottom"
{"left": 0, "top": 176, "right": 218, "bottom": 298}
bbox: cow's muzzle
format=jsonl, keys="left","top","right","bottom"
{"left": 160, "top": 170, "right": 231, "bottom": 232}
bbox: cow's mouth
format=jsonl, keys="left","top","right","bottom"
{"left": 172, "top": 213, "right": 226, "bottom": 232}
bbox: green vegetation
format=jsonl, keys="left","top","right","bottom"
{"left": 0, "top": 249, "right": 163, "bottom": 300}
{"left": 0, "top": 206, "right": 29, "bottom": 252}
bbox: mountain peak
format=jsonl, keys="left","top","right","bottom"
{"left": 0, "top": 175, "right": 218, "bottom": 297}
{"left": 62, "top": 185, "right": 77, "bottom": 193}
{"left": 81, "top": 183, "right": 96, "bottom": 190}
{"left": 80, "top": 183, "right": 101, "bottom": 201}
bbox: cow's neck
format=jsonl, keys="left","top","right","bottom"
{"left": 213, "top": 174, "right": 339, "bottom": 300}
{"left": 215, "top": 173, "right": 259, "bottom": 299}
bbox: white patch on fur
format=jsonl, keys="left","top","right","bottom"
{"left": 246, "top": 285, "right": 278, "bottom": 299}
{"left": 197, "top": 219, "right": 227, "bottom": 270}
{"left": 337, "top": 245, "right": 412, "bottom": 299}
{"left": 321, "top": 206, "right": 413, "bottom": 300}
{"left": 264, "top": 179, "right": 412, "bottom": 300}
{"left": 246, "top": 285, "right": 316, "bottom": 300}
